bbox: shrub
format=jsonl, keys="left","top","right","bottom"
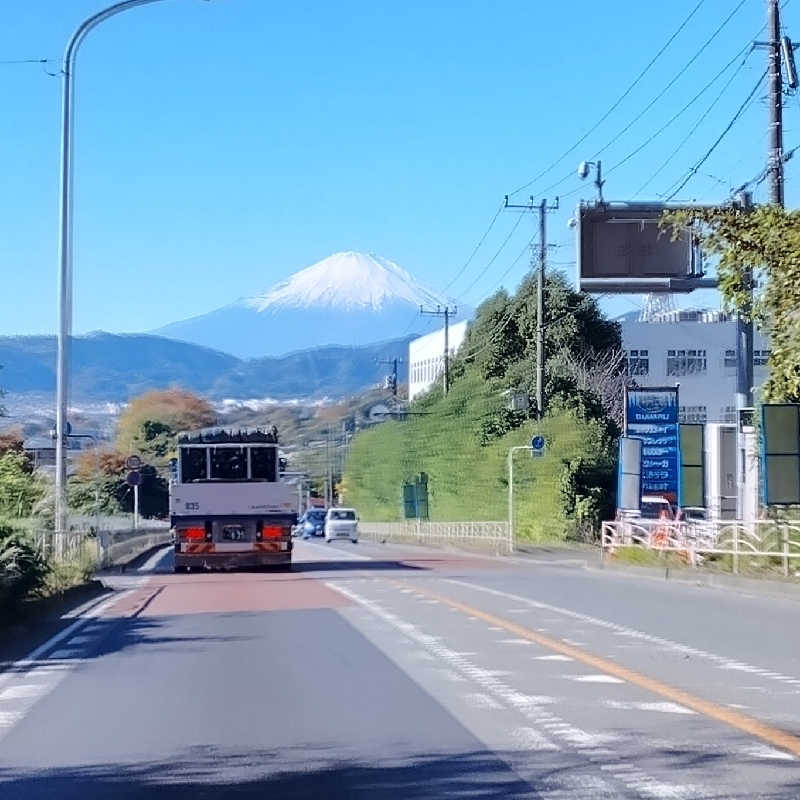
{"left": 0, "top": 525, "right": 49, "bottom": 616}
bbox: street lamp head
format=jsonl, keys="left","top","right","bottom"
{"left": 577, "top": 161, "right": 591, "bottom": 180}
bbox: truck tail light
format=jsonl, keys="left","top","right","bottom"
{"left": 205, "top": 520, "right": 213, "bottom": 542}
{"left": 256, "top": 520, "right": 263, "bottom": 541}
{"left": 179, "top": 527, "right": 205, "bottom": 541}
{"left": 263, "top": 525, "right": 285, "bottom": 539}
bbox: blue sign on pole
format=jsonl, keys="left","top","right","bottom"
{"left": 625, "top": 387, "right": 680, "bottom": 505}
{"left": 531, "top": 435, "right": 545, "bottom": 451}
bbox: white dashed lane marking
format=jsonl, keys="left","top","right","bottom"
{"left": 499, "top": 638, "right": 533, "bottom": 646}
{"left": 328, "top": 580, "right": 707, "bottom": 800}
{"left": 511, "top": 725, "right": 559, "bottom": 752}
{"left": 0, "top": 590, "right": 131, "bottom": 742}
{"left": 569, "top": 674, "right": 625, "bottom": 684}
{"left": 48, "top": 649, "right": 82, "bottom": 660}
{"left": 534, "top": 654, "right": 573, "bottom": 662}
{"left": 0, "top": 684, "right": 41, "bottom": 701}
{"left": 447, "top": 579, "right": 800, "bottom": 691}
{"left": 604, "top": 700, "right": 696, "bottom": 715}
{"left": 0, "top": 711, "right": 23, "bottom": 727}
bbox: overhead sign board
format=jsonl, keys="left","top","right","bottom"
{"left": 577, "top": 203, "right": 713, "bottom": 294}
{"left": 625, "top": 386, "right": 680, "bottom": 505}
{"left": 762, "top": 404, "right": 800, "bottom": 506}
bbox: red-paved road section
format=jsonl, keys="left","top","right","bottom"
{"left": 104, "top": 539, "right": 510, "bottom": 619}
{"left": 107, "top": 573, "right": 353, "bottom": 617}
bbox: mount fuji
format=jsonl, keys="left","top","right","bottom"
{"left": 154, "top": 252, "right": 461, "bottom": 358}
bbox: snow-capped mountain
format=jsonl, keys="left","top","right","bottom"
{"left": 154, "top": 252, "right": 460, "bottom": 358}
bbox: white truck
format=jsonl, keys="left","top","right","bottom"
{"left": 170, "top": 428, "right": 297, "bottom": 572}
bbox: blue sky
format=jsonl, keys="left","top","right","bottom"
{"left": 1, "top": 0, "right": 798, "bottom": 336}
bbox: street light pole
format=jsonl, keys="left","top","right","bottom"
{"left": 55, "top": 0, "right": 194, "bottom": 534}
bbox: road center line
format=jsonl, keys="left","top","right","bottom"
{"left": 398, "top": 580, "right": 800, "bottom": 759}
{"left": 445, "top": 579, "right": 800, "bottom": 688}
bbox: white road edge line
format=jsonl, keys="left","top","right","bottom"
{"left": 0, "top": 590, "right": 133, "bottom": 693}
{"left": 138, "top": 545, "right": 174, "bottom": 573}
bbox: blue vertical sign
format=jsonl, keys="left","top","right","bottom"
{"left": 625, "top": 387, "right": 680, "bottom": 505}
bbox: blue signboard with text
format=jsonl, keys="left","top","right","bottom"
{"left": 625, "top": 387, "right": 680, "bottom": 505}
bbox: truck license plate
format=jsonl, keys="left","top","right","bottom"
{"left": 223, "top": 525, "right": 245, "bottom": 541}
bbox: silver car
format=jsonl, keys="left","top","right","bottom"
{"left": 324, "top": 508, "right": 359, "bottom": 543}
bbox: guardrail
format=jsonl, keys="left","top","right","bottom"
{"left": 31, "top": 526, "right": 172, "bottom": 569}
{"left": 602, "top": 518, "right": 800, "bottom": 575}
{"left": 359, "top": 520, "right": 512, "bottom": 554}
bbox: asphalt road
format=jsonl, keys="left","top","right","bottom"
{"left": 2, "top": 538, "right": 800, "bottom": 798}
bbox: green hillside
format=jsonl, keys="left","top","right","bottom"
{"left": 341, "top": 274, "right": 621, "bottom": 543}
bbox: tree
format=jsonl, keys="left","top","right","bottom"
{"left": 116, "top": 389, "right": 215, "bottom": 467}
{"left": 0, "top": 428, "right": 24, "bottom": 458}
{"left": 665, "top": 204, "right": 800, "bottom": 402}
{"left": 554, "top": 348, "right": 627, "bottom": 429}
{"left": 68, "top": 448, "right": 169, "bottom": 518}
{"left": 460, "top": 272, "right": 622, "bottom": 416}
{"left": 0, "top": 451, "right": 44, "bottom": 519}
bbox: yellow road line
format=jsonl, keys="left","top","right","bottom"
{"left": 397, "top": 580, "right": 800, "bottom": 758}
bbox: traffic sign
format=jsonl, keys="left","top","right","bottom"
{"left": 531, "top": 435, "right": 545, "bottom": 450}
{"left": 126, "top": 470, "right": 142, "bottom": 487}
{"left": 126, "top": 455, "right": 142, "bottom": 470}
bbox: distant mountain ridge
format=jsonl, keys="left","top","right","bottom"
{"left": 0, "top": 332, "right": 413, "bottom": 403}
{"left": 154, "top": 251, "right": 462, "bottom": 358}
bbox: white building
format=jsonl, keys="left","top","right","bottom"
{"left": 621, "top": 310, "right": 770, "bottom": 423}
{"left": 408, "top": 320, "right": 468, "bottom": 400}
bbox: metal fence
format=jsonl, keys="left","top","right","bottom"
{"left": 29, "top": 526, "right": 172, "bottom": 569}
{"left": 359, "top": 520, "right": 512, "bottom": 554}
{"left": 602, "top": 518, "right": 800, "bottom": 575}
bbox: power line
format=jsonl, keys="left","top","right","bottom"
{"left": 443, "top": 203, "right": 504, "bottom": 291}
{"left": 453, "top": 239, "right": 534, "bottom": 361}
{"left": 731, "top": 142, "right": 800, "bottom": 196}
{"left": 606, "top": 45, "right": 752, "bottom": 188}
{"left": 524, "top": 0, "right": 751, "bottom": 201}
{"left": 506, "top": 0, "right": 708, "bottom": 197}
{"left": 664, "top": 70, "right": 766, "bottom": 201}
{"left": 457, "top": 211, "right": 527, "bottom": 299}
{"left": 0, "top": 58, "right": 51, "bottom": 65}
{"left": 396, "top": 202, "right": 505, "bottom": 338}
{"left": 633, "top": 47, "right": 753, "bottom": 195}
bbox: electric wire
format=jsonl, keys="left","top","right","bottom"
{"left": 457, "top": 211, "right": 527, "bottom": 299}
{"left": 443, "top": 203, "right": 505, "bottom": 292}
{"left": 512, "top": 0, "right": 749, "bottom": 200}
{"left": 664, "top": 70, "right": 766, "bottom": 200}
{"left": 506, "top": 0, "right": 708, "bottom": 197}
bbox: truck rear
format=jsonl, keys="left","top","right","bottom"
{"left": 170, "top": 428, "right": 297, "bottom": 572}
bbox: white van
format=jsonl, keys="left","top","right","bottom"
{"left": 324, "top": 508, "right": 359, "bottom": 543}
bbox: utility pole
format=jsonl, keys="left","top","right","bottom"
{"left": 767, "top": 0, "right": 785, "bottom": 207}
{"left": 503, "top": 195, "right": 559, "bottom": 417}
{"left": 419, "top": 305, "right": 457, "bottom": 395}
{"left": 377, "top": 356, "right": 402, "bottom": 396}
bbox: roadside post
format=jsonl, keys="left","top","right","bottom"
{"left": 508, "top": 437, "right": 546, "bottom": 554}
{"left": 126, "top": 455, "right": 142, "bottom": 531}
